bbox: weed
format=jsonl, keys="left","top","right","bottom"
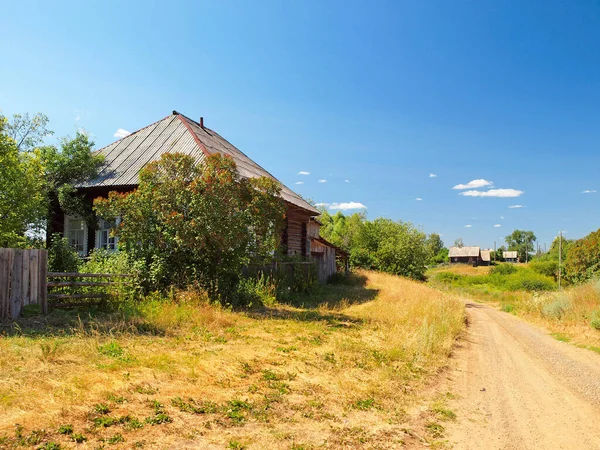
{"left": 107, "top": 433, "right": 124, "bottom": 445}
{"left": 542, "top": 296, "right": 571, "bottom": 319}
{"left": 40, "top": 341, "right": 62, "bottom": 362}
{"left": 145, "top": 400, "right": 172, "bottom": 425}
{"left": 226, "top": 399, "right": 252, "bottom": 424}
{"left": 551, "top": 333, "right": 571, "bottom": 343}
{"left": 71, "top": 433, "right": 87, "bottom": 443}
{"left": 432, "top": 406, "right": 456, "bottom": 420}
{"left": 227, "top": 440, "right": 247, "bottom": 450}
{"left": 425, "top": 422, "right": 445, "bottom": 438}
{"left": 94, "top": 403, "right": 111, "bottom": 414}
{"left": 323, "top": 352, "right": 336, "bottom": 363}
{"left": 37, "top": 443, "right": 61, "bottom": 450}
{"left": 352, "top": 398, "right": 375, "bottom": 410}
{"left": 92, "top": 416, "right": 118, "bottom": 428}
{"left": 133, "top": 384, "right": 158, "bottom": 395}
{"left": 262, "top": 369, "right": 281, "bottom": 381}
{"left": 98, "top": 341, "right": 125, "bottom": 359}
{"left": 276, "top": 345, "right": 298, "bottom": 353}
{"left": 57, "top": 424, "right": 73, "bottom": 435}
{"left": 501, "top": 304, "right": 515, "bottom": 313}
{"left": 107, "top": 393, "right": 126, "bottom": 404}
{"left": 590, "top": 310, "right": 600, "bottom": 330}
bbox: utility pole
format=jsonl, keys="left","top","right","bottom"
{"left": 558, "top": 231, "right": 562, "bottom": 290}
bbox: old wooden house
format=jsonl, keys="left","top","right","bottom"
{"left": 54, "top": 111, "right": 343, "bottom": 281}
{"left": 448, "top": 246, "right": 482, "bottom": 265}
{"left": 503, "top": 251, "right": 519, "bottom": 263}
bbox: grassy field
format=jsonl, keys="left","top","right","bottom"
{"left": 0, "top": 271, "right": 464, "bottom": 449}
{"left": 429, "top": 263, "right": 600, "bottom": 350}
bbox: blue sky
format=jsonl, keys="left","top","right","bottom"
{"left": 2, "top": 1, "right": 599, "bottom": 249}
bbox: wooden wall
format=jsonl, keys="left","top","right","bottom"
{"left": 311, "top": 239, "right": 337, "bottom": 283}
{"left": 0, "top": 248, "right": 48, "bottom": 320}
{"left": 285, "top": 208, "right": 313, "bottom": 257}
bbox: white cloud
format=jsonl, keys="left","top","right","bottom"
{"left": 500, "top": 216, "right": 505, "bottom": 219}
{"left": 298, "top": 171, "right": 310, "bottom": 175}
{"left": 75, "top": 114, "right": 80, "bottom": 121}
{"left": 315, "top": 202, "right": 329, "bottom": 207}
{"left": 345, "top": 179, "right": 350, "bottom": 183}
{"left": 318, "top": 179, "right": 327, "bottom": 183}
{"left": 295, "top": 181, "right": 304, "bottom": 185}
{"left": 415, "top": 197, "right": 422, "bottom": 201}
{"left": 429, "top": 173, "right": 437, "bottom": 178}
{"left": 114, "top": 128, "right": 131, "bottom": 138}
{"left": 465, "top": 224, "right": 472, "bottom": 228}
{"left": 582, "top": 189, "right": 597, "bottom": 194}
{"left": 460, "top": 188, "right": 524, "bottom": 198}
{"left": 453, "top": 179, "right": 493, "bottom": 190}
{"left": 494, "top": 224, "right": 501, "bottom": 228}
{"left": 329, "top": 202, "right": 367, "bottom": 210}
{"left": 508, "top": 204, "right": 524, "bottom": 208}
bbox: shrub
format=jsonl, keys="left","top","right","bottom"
{"left": 530, "top": 260, "right": 558, "bottom": 279}
{"left": 565, "top": 228, "right": 600, "bottom": 283}
{"left": 590, "top": 310, "right": 600, "bottom": 330}
{"left": 491, "top": 264, "right": 517, "bottom": 276}
{"left": 94, "top": 153, "right": 286, "bottom": 303}
{"left": 542, "top": 295, "right": 571, "bottom": 319}
{"left": 48, "top": 233, "right": 80, "bottom": 272}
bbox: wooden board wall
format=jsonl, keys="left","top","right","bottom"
{"left": 0, "top": 248, "right": 47, "bottom": 320}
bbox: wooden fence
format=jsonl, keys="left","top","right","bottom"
{"left": 0, "top": 248, "right": 48, "bottom": 320}
{"left": 47, "top": 272, "right": 133, "bottom": 308}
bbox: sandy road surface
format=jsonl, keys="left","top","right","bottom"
{"left": 445, "top": 302, "right": 600, "bottom": 450}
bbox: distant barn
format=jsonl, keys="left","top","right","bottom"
{"left": 480, "top": 249, "right": 492, "bottom": 266}
{"left": 503, "top": 251, "right": 519, "bottom": 263}
{"left": 448, "top": 246, "right": 482, "bottom": 266}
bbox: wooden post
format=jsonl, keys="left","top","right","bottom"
{"left": 21, "top": 250, "right": 30, "bottom": 307}
{"left": 10, "top": 249, "right": 23, "bottom": 320}
{"left": 0, "top": 249, "right": 9, "bottom": 320}
{"left": 30, "top": 250, "right": 39, "bottom": 305}
{"left": 39, "top": 250, "right": 48, "bottom": 314}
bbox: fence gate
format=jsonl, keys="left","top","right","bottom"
{"left": 0, "top": 248, "right": 48, "bottom": 320}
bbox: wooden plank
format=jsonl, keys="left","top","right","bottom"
{"left": 39, "top": 250, "right": 48, "bottom": 314}
{"left": 47, "top": 281, "right": 132, "bottom": 287}
{"left": 21, "top": 250, "right": 30, "bottom": 306}
{"left": 48, "top": 293, "right": 107, "bottom": 299}
{"left": 0, "top": 249, "right": 8, "bottom": 320}
{"left": 29, "top": 250, "right": 39, "bottom": 305}
{"left": 10, "top": 249, "right": 23, "bottom": 320}
{"left": 47, "top": 272, "right": 133, "bottom": 278}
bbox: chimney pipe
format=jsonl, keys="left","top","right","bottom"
{"left": 200, "top": 117, "right": 204, "bottom": 128}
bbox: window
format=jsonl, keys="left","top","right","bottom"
{"left": 65, "top": 216, "right": 87, "bottom": 256}
{"left": 96, "top": 218, "right": 118, "bottom": 251}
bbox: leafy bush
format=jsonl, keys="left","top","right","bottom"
{"left": 80, "top": 249, "right": 142, "bottom": 300}
{"left": 565, "top": 228, "right": 600, "bottom": 283}
{"left": 542, "top": 295, "right": 571, "bottom": 319}
{"left": 530, "top": 260, "right": 558, "bottom": 279}
{"left": 48, "top": 233, "right": 80, "bottom": 272}
{"left": 490, "top": 264, "right": 517, "bottom": 276}
{"left": 94, "top": 153, "right": 285, "bottom": 304}
{"left": 590, "top": 310, "right": 600, "bottom": 330}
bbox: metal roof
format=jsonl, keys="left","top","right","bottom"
{"left": 448, "top": 246, "right": 481, "bottom": 258}
{"left": 480, "top": 250, "right": 491, "bottom": 262}
{"left": 79, "top": 112, "right": 319, "bottom": 215}
{"left": 503, "top": 251, "right": 518, "bottom": 259}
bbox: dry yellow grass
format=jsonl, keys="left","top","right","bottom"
{"left": 0, "top": 270, "right": 464, "bottom": 449}
{"left": 428, "top": 264, "right": 492, "bottom": 277}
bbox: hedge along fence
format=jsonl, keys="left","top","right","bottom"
{"left": 0, "top": 248, "right": 48, "bottom": 320}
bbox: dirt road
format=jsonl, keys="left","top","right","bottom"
{"left": 445, "top": 302, "right": 600, "bottom": 450}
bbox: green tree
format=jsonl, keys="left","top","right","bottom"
{"left": 454, "top": 238, "right": 464, "bottom": 248}
{"left": 94, "top": 153, "right": 286, "bottom": 301}
{"left": 425, "top": 233, "right": 445, "bottom": 264}
{"left": 39, "top": 131, "right": 104, "bottom": 241}
{"left": 505, "top": 230, "right": 536, "bottom": 262}
{"left": 564, "top": 228, "right": 600, "bottom": 283}
{"left": 6, "top": 112, "right": 53, "bottom": 151}
{"left": 0, "top": 115, "right": 45, "bottom": 246}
